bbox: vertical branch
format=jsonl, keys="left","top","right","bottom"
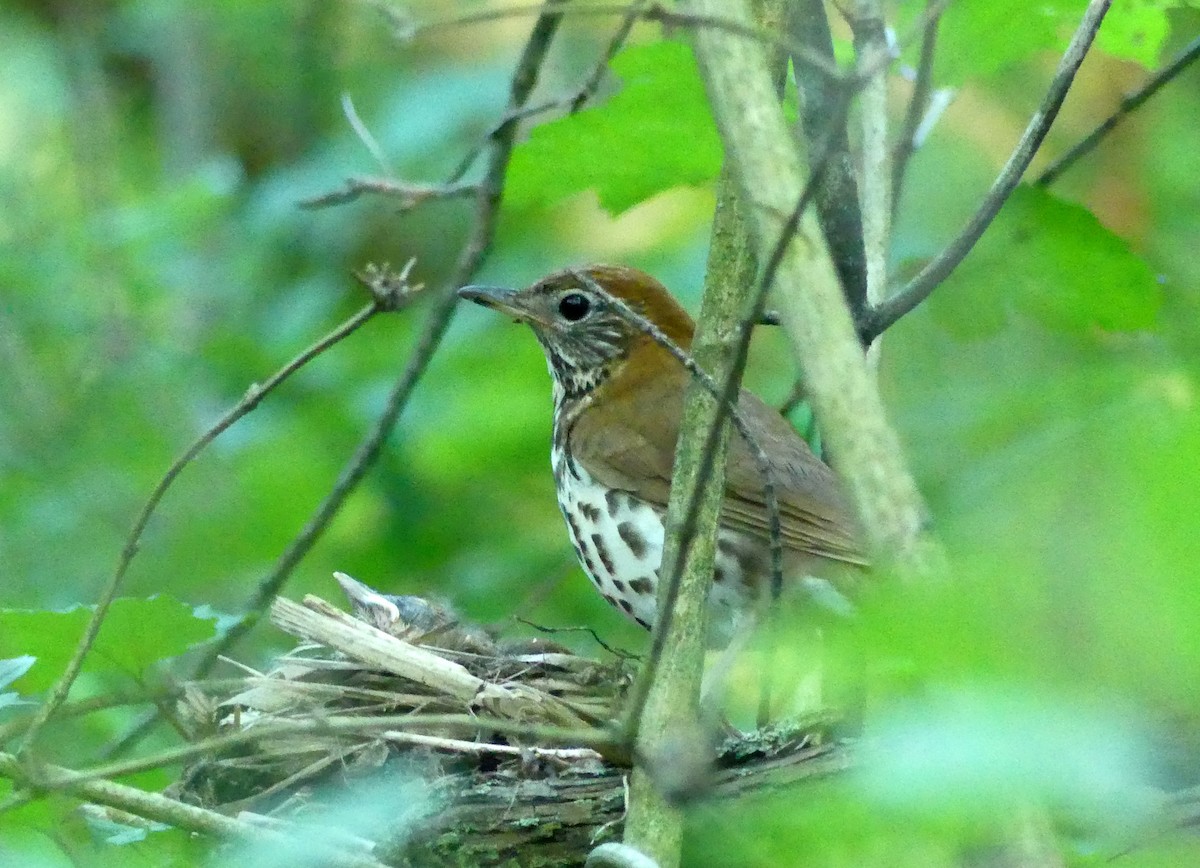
{"left": 684, "top": 0, "right": 937, "bottom": 574}
{"left": 787, "top": 0, "right": 869, "bottom": 322}
{"left": 891, "top": 2, "right": 942, "bottom": 211}
{"left": 851, "top": 0, "right": 892, "bottom": 311}
{"left": 623, "top": 3, "right": 792, "bottom": 861}
{"left": 621, "top": 172, "right": 759, "bottom": 866}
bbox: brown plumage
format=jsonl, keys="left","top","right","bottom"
{"left": 459, "top": 265, "right": 864, "bottom": 639}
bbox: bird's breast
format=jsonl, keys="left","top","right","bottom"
{"left": 552, "top": 447, "right": 663, "bottom": 631}
{"left": 548, "top": 442, "right": 753, "bottom": 644}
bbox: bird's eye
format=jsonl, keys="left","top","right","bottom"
{"left": 558, "top": 292, "right": 591, "bottom": 322}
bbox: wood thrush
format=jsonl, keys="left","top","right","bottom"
{"left": 459, "top": 266, "right": 865, "bottom": 642}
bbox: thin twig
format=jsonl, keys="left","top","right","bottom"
{"left": 105, "top": 3, "right": 573, "bottom": 760}
{"left": 1036, "top": 33, "right": 1200, "bottom": 187}
{"left": 419, "top": 1, "right": 843, "bottom": 79}
{"left": 381, "top": 730, "right": 604, "bottom": 761}
{"left": 0, "top": 753, "right": 392, "bottom": 868}
{"left": 15, "top": 292, "right": 407, "bottom": 758}
{"left": 571, "top": 0, "right": 649, "bottom": 113}
{"left": 446, "top": 4, "right": 649, "bottom": 186}
{"left": 863, "top": 0, "right": 1114, "bottom": 341}
{"left": 192, "top": 1, "right": 571, "bottom": 679}
{"left": 300, "top": 178, "right": 476, "bottom": 210}
{"left": 341, "top": 92, "right": 392, "bottom": 174}
{"left": 0, "top": 682, "right": 244, "bottom": 745}
{"left": 891, "top": 1, "right": 942, "bottom": 212}
{"left": 513, "top": 617, "right": 638, "bottom": 660}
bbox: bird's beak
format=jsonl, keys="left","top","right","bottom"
{"left": 458, "top": 285, "right": 523, "bottom": 318}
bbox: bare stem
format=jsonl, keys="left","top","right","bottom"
{"left": 891, "top": 1, "right": 942, "bottom": 211}
{"left": 787, "top": 0, "right": 868, "bottom": 322}
{"left": 864, "top": 0, "right": 1114, "bottom": 341}
{"left": 1036, "top": 33, "right": 1200, "bottom": 187}
{"left": 15, "top": 295, "right": 401, "bottom": 757}
{"left": 106, "top": 1, "right": 574, "bottom": 759}
{"left": 851, "top": 0, "right": 892, "bottom": 312}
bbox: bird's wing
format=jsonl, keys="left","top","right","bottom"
{"left": 569, "top": 380, "right": 867, "bottom": 566}
{"left": 720, "top": 390, "right": 867, "bottom": 565}
{"left": 566, "top": 381, "right": 676, "bottom": 506}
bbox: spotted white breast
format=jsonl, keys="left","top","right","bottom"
{"left": 550, "top": 425, "right": 751, "bottom": 644}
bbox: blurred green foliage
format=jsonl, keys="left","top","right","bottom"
{"left": 0, "top": 598, "right": 217, "bottom": 693}
{"left": 506, "top": 41, "right": 723, "bottom": 213}
{"left": 1, "top": 0, "right": 1198, "bottom": 865}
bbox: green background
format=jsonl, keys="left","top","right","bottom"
{"left": 1, "top": 0, "right": 1199, "bottom": 864}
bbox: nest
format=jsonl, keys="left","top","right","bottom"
{"left": 170, "top": 574, "right": 851, "bottom": 867}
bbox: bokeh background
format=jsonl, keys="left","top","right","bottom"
{"left": 2, "top": 0, "right": 1199, "bottom": 864}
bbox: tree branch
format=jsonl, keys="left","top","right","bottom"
{"left": 891, "top": 1, "right": 943, "bottom": 211}
{"left": 15, "top": 277, "right": 418, "bottom": 758}
{"left": 1036, "top": 32, "right": 1200, "bottom": 187}
{"left": 620, "top": 168, "right": 760, "bottom": 864}
{"left": 0, "top": 752, "right": 392, "bottom": 868}
{"left": 788, "top": 0, "right": 868, "bottom": 320}
{"left": 684, "top": 0, "right": 937, "bottom": 574}
{"left": 863, "top": 0, "right": 1113, "bottom": 341}
{"left": 850, "top": 0, "right": 892, "bottom": 311}
{"left": 104, "top": 1, "right": 574, "bottom": 761}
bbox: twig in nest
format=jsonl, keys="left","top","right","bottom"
{"left": 381, "top": 730, "right": 604, "bottom": 763}
{"left": 514, "top": 617, "right": 639, "bottom": 661}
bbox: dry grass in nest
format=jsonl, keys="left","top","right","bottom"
{"left": 167, "top": 576, "right": 849, "bottom": 866}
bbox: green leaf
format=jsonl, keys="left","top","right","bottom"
{"left": 0, "top": 655, "right": 36, "bottom": 709}
{"left": 0, "top": 597, "right": 219, "bottom": 693}
{"left": 505, "top": 40, "right": 722, "bottom": 214}
{"left": 921, "top": 0, "right": 1169, "bottom": 81}
{"left": 0, "top": 654, "right": 36, "bottom": 690}
{"left": 925, "top": 0, "right": 1087, "bottom": 82}
{"left": 1095, "top": 0, "right": 1171, "bottom": 67}
{"left": 928, "top": 185, "right": 1161, "bottom": 337}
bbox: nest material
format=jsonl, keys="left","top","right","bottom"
{"left": 171, "top": 580, "right": 851, "bottom": 867}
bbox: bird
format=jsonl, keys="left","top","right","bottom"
{"left": 458, "top": 265, "right": 866, "bottom": 644}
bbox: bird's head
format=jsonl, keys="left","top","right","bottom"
{"left": 458, "top": 265, "right": 694, "bottom": 400}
